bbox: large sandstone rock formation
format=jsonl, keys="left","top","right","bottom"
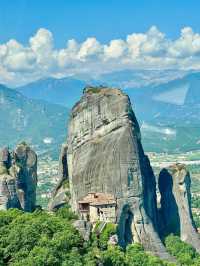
{"left": 159, "top": 164, "right": 200, "bottom": 252}
{"left": 54, "top": 86, "right": 173, "bottom": 259}
{"left": 52, "top": 86, "right": 199, "bottom": 259}
{"left": 0, "top": 143, "right": 37, "bottom": 212}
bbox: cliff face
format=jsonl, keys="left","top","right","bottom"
{"left": 159, "top": 164, "right": 200, "bottom": 252}
{"left": 48, "top": 143, "right": 70, "bottom": 210}
{"left": 52, "top": 86, "right": 199, "bottom": 259}
{"left": 0, "top": 143, "right": 37, "bottom": 212}
{"left": 64, "top": 87, "right": 171, "bottom": 259}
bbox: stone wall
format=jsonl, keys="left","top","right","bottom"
{"left": 89, "top": 204, "right": 116, "bottom": 223}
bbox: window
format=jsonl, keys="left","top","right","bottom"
{"left": 79, "top": 203, "right": 89, "bottom": 211}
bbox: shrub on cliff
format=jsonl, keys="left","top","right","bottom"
{"left": 125, "top": 244, "right": 174, "bottom": 266}
{"left": 102, "top": 245, "right": 126, "bottom": 266}
{"left": 165, "top": 234, "right": 200, "bottom": 265}
{"left": 98, "top": 223, "right": 117, "bottom": 250}
{"left": 55, "top": 204, "right": 78, "bottom": 220}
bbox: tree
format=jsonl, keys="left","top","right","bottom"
{"left": 125, "top": 243, "right": 174, "bottom": 266}
{"left": 0, "top": 208, "right": 83, "bottom": 265}
{"left": 102, "top": 245, "right": 126, "bottom": 266}
{"left": 165, "top": 234, "right": 200, "bottom": 265}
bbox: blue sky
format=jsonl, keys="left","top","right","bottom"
{"left": 1, "top": 0, "right": 200, "bottom": 87}
{"left": 0, "top": 0, "right": 200, "bottom": 47}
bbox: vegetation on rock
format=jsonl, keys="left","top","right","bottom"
{"left": 0, "top": 208, "right": 183, "bottom": 266}
{"left": 165, "top": 234, "right": 200, "bottom": 265}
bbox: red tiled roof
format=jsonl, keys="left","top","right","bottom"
{"left": 78, "top": 192, "right": 116, "bottom": 206}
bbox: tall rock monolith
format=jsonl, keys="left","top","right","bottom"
{"left": 159, "top": 163, "right": 200, "bottom": 252}
{"left": 0, "top": 143, "right": 37, "bottom": 212}
{"left": 58, "top": 86, "right": 173, "bottom": 259}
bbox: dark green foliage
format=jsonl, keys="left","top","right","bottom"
{"left": 165, "top": 234, "right": 200, "bottom": 265}
{"left": 102, "top": 246, "right": 126, "bottom": 266}
{"left": 125, "top": 244, "right": 173, "bottom": 266}
{"left": 193, "top": 213, "right": 200, "bottom": 228}
{"left": 0, "top": 208, "right": 83, "bottom": 265}
{"left": 0, "top": 208, "right": 23, "bottom": 227}
{"left": 98, "top": 222, "right": 117, "bottom": 249}
{"left": 82, "top": 247, "right": 101, "bottom": 266}
{"left": 192, "top": 195, "right": 200, "bottom": 208}
{"left": 55, "top": 204, "right": 78, "bottom": 220}
{"left": 192, "top": 195, "right": 200, "bottom": 228}
{"left": 1, "top": 209, "right": 199, "bottom": 266}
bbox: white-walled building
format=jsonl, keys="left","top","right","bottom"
{"left": 78, "top": 192, "right": 116, "bottom": 223}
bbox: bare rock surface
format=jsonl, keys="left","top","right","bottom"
{"left": 62, "top": 86, "right": 172, "bottom": 259}
{"left": 159, "top": 164, "right": 200, "bottom": 252}
{"left": 52, "top": 86, "right": 200, "bottom": 261}
{"left": 0, "top": 143, "right": 37, "bottom": 211}
{"left": 48, "top": 143, "right": 70, "bottom": 210}
{"left": 73, "top": 219, "right": 92, "bottom": 241}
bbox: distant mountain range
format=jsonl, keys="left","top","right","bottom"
{"left": 2, "top": 70, "right": 200, "bottom": 153}
{"left": 99, "top": 69, "right": 187, "bottom": 89}
{"left": 125, "top": 72, "right": 200, "bottom": 152}
{"left": 125, "top": 72, "right": 200, "bottom": 122}
{"left": 16, "top": 69, "right": 186, "bottom": 107}
{"left": 17, "top": 78, "right": 86, "bottom": 108}
{"left": 0, "top": 85, "right": 69, "bottom": 157}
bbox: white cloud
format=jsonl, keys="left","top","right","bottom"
{"left": 77, "top": 37, "right": 102, "bottom": 60}
{"left": 104, "top": 39, "right": 126, "bottom": 59}
{"left": 168, "top": 27, "right": 200, "bottom": 58}
{"left": 0, "top": 26, "right": 200, "bottom": 87}
{"left": 30, "top": 28, "right": 53, "bottom": 53}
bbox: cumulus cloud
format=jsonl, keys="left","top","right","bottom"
{"left": 1, "top": 26, "right": 200, "bottom": 86}
{"left": 30, "top": 28, "right": 53, "bottom": 53}
{"left": 168, "top": 27, "right": 200, "bottom": 58}
{"left": 104, "top": 39, "right": 126, "bottom": 59}
{"left": 77, "top": 37, "right": 102, "bottom": 60}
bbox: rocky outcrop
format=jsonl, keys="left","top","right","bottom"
{"left": 159, "top": 164, "right": 200, "bottom": 252}
{"left": 0, "top": 143, "right": 37, "bottom": 212}
{"left": 48, "top": 143, "right": 70, "bottom": 210}
{"left": 73, "top": 220, "right": 92, "bottom": 241}
{"left": 46, "top": 86, "right": 200, "bottom": 261}
{"left": 56, "top": 86, "right": 173, "bottom": 260}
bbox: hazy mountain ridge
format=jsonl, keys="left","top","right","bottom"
{"left": 125, "top": 72, "right": 200, "bottom": 121}
{"left": 0, "top": 84, "right": 69, "bottom": 154}
{"left": 16, "top": 69, "right": 188, "bottom": 107}
{"left": 17, "top": 77, "right": 86, "bottom": 108}
{"left": 99, "top": 69, "right": 188, "bottom": 89}
{"left": 124, "top": 72, "right": 200, "bottom": 152}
